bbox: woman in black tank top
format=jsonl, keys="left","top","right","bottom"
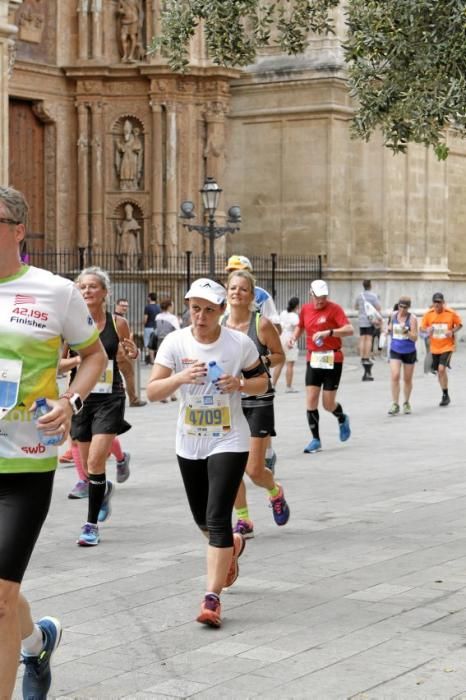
{"left": 70, "top": 267, "right": 138, "bottom": 547}
{"left": 224, "top": 270, "right": 290, "bottom": 537}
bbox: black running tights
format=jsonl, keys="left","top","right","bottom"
{"left": 177, "top": 452, "right": 248, "bottom": 548}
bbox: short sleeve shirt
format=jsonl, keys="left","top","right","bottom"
{"left": 421, "top": 307, "right": 462, "bottom": 354}
{"left": 355, "top": 291, "right": 380, "bottom": 327}
{"left": 144, "top": 302, "right": 161, "bottom": 328}
{"left": 155, "top": 326, "right": 259, "bottom": 459}
{"left": 0, "top": 265, "right": 99, "bottom": 474}
{"left": 299, "top": 300, "right": 350, "bottom": 363}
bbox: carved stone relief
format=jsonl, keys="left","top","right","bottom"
{"left": 113, "top": 116, "right": 144, "bottom": 191}
{"left": 114, "top": 201, "right": 143, "bottom": 269}
{"left": 17, "top": 0, "right": 45, "bottom": 43}
{"left": 117, "top": 0, "right": 145, "bottom": 63}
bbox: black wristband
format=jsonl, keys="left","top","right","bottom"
{"left": 329, "top": 329, "right": 334, "bottom": 337}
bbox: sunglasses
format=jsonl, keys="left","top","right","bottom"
{"left": 398, "top": 303, "right": 409, "bottom": 309}
{"left": 0, "top": 218, "right": 20, "bottom": 225}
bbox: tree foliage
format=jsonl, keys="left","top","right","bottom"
{"left": 153, "top": 0, "right": 466, "bottom": 158}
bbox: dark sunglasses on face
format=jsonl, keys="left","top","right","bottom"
{"left": 398, "top": 303, "right": 409, "bottom": 309}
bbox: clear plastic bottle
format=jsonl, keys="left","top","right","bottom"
{"left": 34, "top": 398, "right": 63, "bottom": 446}
{"left": 315, "top": 335, "right": 324, "bottom": 347}
{"left": 207, "top": 361, "right": 225, "bottom": 384}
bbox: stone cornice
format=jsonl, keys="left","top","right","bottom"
{"left": 63, "top": 63, "right": 240, "bottom": 82}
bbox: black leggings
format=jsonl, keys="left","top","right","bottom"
{"left": 177, "top": 452, "right": 248, "bottom": 548}
{"left": 0, "top": 471, "right": 55, "bottom": 583}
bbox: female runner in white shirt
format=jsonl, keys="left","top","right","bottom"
{"left": 147, "top": 279, "right": 268, "bottom": 627}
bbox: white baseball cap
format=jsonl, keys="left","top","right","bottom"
{"left": 310, "top": 280, "right": 329, "bottom": 297}
{"left": 185, "top": 278, "right": 227, "bottom": 306}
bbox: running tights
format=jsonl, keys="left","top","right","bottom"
{"left": 177, "top": 452, "right": 248, "bottom": 548}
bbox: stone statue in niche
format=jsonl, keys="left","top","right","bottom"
{"left": 117, "top": 0, "right": 144, "bottom": 62}
{"left": 115, "top": 203, "right": 142, "bottom": 270}
{"left": 115, "top": 119, "right": 143, "bottom": 190}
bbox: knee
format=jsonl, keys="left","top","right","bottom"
{"left": 207, "top": 517, "right": 233, "bottom": 548}
{"left": 0, "top": 580, "right": 19, "bottom": 622}
{"left": 246, "top": 462, "right": 264, "bottom": 483}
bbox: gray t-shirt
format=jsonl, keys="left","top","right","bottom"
{"left": 356, "top": 290, "right": 381, "bottom": 327}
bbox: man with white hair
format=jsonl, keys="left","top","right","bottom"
{"left": 289, "top": 280, "right": 353, "bottom": 454}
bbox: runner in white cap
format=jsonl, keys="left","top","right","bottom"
{"left": 147, "top": 278, "right": 268, "bottom": 628}
{"left": 289, "top": 280, "right": 353, "bottom": 453}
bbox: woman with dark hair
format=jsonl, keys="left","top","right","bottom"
{"left": 387, "top": 296, "right": 418, "bottom": 415}
{"left": 273, "top": 296, "right": 300, "bottom": 392}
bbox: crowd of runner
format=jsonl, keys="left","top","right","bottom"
{"left": 1, "top": 186, "right": 464, "bottom": 699}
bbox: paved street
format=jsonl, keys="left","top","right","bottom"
{"left": 14, "top": 342, "right": 466, "bottom": 699}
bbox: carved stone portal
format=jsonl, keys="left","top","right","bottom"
{"left": 115, "top": 202, "right": 143, "bottom": 270}
{"left": 114, "top": 117, "right": 144, "bottom": 190}
{"left": 117, "top": 0, "right": 144, "bottom": 63}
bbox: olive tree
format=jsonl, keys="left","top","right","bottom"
{"left": 153, "top": 0, "right": 466, "bottom": 158}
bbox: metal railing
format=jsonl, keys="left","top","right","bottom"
{"left": 24, "top": 249, "right": 322, "bottom": 339}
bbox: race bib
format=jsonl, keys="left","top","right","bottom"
{"left": 184, "top": 394, "right": 231, "bottom": 437}
{"left": 0, "top": 358, "right": 22, "bottom": 420}
{"left": 432, "top": 323, "right": 448, "bottom": 339}
{"left": 310, "top": 350, "right": 334, "bottom": 370}
{"left": 392, "top": 324, "right": 407, "bottom": 340}
{"left": 91, "top": 359, "right": 113, "bottom": 394}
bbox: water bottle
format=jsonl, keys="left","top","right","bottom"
{"left": 207, "top": 361, "right": 225, "bottom": 384}
{"left": 34, "top": 398, "right": 63, "bottom": 446}
{"left": 315, "top": 335, "right": 324, "bottom": 347}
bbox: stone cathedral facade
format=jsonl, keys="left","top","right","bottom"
{"left": 2, "top": 1, "right": 466, "bottom": 301}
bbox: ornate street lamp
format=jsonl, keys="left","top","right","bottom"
{"left": 179, "top": 176, "right": 241, "bottom": 278}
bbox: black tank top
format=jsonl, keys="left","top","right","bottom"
{"left": 100, "top": 312, "right": 124, "bottom": 394}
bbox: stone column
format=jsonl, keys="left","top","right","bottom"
{"left": 90, "top": 0, "right": 102, "bottom": 60}
{"left": 76, "top": 101, "right": 90, "bottom": 248}
{"left": 77, "top": 0, "right": 89, "bottom": 61}
{"left": 165, "top": 102, "right": 178, "bottom": 255}
{"left": 0, "top": 0, "right": 20, "bottom": 186}
{"left": 150, "top": 99, "right": 163, "bottom": 254}
{"left": 90, "top": 100, "right": 104, "bottom": 251}
{"left": 151, "top": 0, "right": 161, "bottom": 52}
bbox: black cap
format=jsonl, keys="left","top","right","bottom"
{"left": 432, "top": 292, "right": 444, "bottom": 302}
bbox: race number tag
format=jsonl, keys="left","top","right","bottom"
{"left": 184, "top": 394, "right": 231, "bottom": 437}
{"left": 0, "top": 358, "right": 22, "bottom": 420}
{"left": 432, "top": 323, "right": 448, "bottom": 339}
{"left": 392, "top": 324, "right": 407, "bottom": 340}
{"left": 91, "top": 359, "right": 113, "bottom": 394}
{"left": 310, "top": 350, "right": 335, "bottom": 370}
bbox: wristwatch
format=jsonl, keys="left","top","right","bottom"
{"left": 59, "top": 391, "right": 83, "bottom": 415}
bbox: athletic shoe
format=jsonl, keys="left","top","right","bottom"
{"left": 303, "top": 438, "right": 322, "bottom": 453}
{"left": 129, "top": 399, "right": 147, "bottom": 407}
{"left": 270, "top": 483, "right": 290, "bottom": 527}
{"left": 22, "top": 616, "right": 62, "bottom": 700}
{"left": 116, "top": 452, "right": 131, "bottom": 483}
{"left": 77, "top": 523, "right": 100, "bottom": 546}
{"left": 440, "top": 395, "right": 451, "bottom": 406}
{"left": 265, "top": 450, "right": 277, "bottom": 475}
{"left": 339, "top": 415, "right": 351, "bottom": 442}
{"left": 97, "top": 480, "right": 114, "bottom": 522}
{"left": 67, "top": 479, "right": 89, "bottom": 499}
{"left": 196, "top": 594, "right": 222, "bottom": 627}
{"left": 403, "top": 401, "right": 412, "bottom": 414}
{"left": 285, "top": 387, "right": 299, "bottom": 393}
{"left": 362, "top": 374, "right": 374, "bottom": 382}
{"left": 233, "top": 518, "right": 254, "bottom": 539}
{"left": 59, "top": 449, "right": 74, "bottom": 464}
{"left": 224, "top": 532, "right": 245, "bottom": 588}
{"left": 388, "top": 402, "right": 400, "bottom": 416}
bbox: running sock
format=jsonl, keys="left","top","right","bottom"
{"left": 87, "top": 472, "right": 106, "bottom": 524}
{"left": 332, "top": 403, "right": 346, "bottom": 424}
{"left": 71, "top": 443, "right": 87, "bottom": 482}
{"left": 307, "top": 409, "right": 320, "bottom": 439}
{"left": 265, "top": 447, "right": 274, "bottom": 460}
{"left": 205, "top": 592, "right": 220, "bottom": 601}
{"left": 21, "top": 624, "right": 44, "bottom": 656}
{"left": 268, "top": 484, "right": 280, "bottom": 499}
{"left": 111, "top": 437, "right": 124, "bottom": 462}
{"left": 236, "top": 507, "right": 250, "bottom": 521}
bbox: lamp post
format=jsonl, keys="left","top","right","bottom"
{"left": 179, "top": 176, "right": 241, "bottom": 278}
